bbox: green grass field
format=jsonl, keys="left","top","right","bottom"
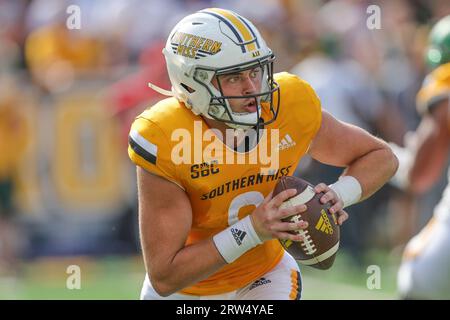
{"left": 0, "top": 250, "right": 401, "bottom": 300}
{"left": 301, "top": 249, "right": 401, "bottom": 299}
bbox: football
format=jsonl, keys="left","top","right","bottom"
{"left": 273, "top": 176, "right": 340, "bottom": 270}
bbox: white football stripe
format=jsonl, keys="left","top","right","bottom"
{"left": 280, "top": 185, "right": 316, "bottom": 209}
{"left": 130, "top": 129, "right": 158, "bottom": 157}
{"left": 298, "top": 241, "right": 340, "bottom": 265}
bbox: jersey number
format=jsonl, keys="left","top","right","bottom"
{"left": 227, "top": 191, "right": 264, "bottom": 226}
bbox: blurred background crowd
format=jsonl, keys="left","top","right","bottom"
{"left": 1, "top": 0, "right": 450, "bottom": 298}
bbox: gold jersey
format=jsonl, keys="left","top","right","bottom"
{"left": 417, "top": 62, "right": 450, "bottom": 116}
{"left": 128, "top": 72, "right": 322, "bottom": 295}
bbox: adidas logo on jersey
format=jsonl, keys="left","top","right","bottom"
{"left": 279, "top": 134, "right": 296, "bottom": 150}
{"left": 249, "top": 277, "right": 272, "bottom": 290}
{"left": 231, "top": 228, "right": 247, "bottom": 245}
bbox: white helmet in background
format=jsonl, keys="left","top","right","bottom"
{"left": 150, "top": 8, "right": 280, "bottom": 129}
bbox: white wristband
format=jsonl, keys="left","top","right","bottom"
{"left": 213, "top": 215, "right": 262, "bottom": 264}
{"left": 329, "top": 176, "right": 362, "bottom": 209}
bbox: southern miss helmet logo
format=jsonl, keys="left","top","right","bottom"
{"left": 171, "top": 31, "right": 222, "bottom": 59}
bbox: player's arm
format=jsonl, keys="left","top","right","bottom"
{"left": 138, "top": 167, "right": 306, "bottom": 296}
{"left": 308, "top": 111, "right": 398, "bottom": 203}
{"left": 397, "top": 100, "right": 450, "bottom": 194}
{"left": 137, "top": 167, "right": 225, "bottom": 296}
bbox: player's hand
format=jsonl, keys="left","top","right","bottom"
{"left": 250, "top": 189, "right": 309, "bottom": 242}
{"left": 314, "top": 183, "right": 349, "bottom": 226}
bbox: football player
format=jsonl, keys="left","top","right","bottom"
{"left": 128, "top": 8, "right": 398, "bottom": 300}
{"left": 392, "top": 15, "right": 450, "bottom": 299}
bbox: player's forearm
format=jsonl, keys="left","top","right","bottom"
{"left": 342, "top": 145, "right": 398, "bottom": 202}
{"left": 390, "top": 109, "right": 450, "bottom": 194}
{"left": 147, "top": 239, "right": 226, "bottom": 297}
{"left": 407, "top": 120, "right": 450, "bottom": 194}
{"left": 408, "top": 140, "right": 446, "bottom": 194}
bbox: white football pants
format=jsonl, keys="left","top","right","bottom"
{"left": 140, "top": 251, "right": 302, "bottom": 300}
{"left": 397, "top": 216, "right": 450, "bottom": 299}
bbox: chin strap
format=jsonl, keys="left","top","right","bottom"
{"left": 148, "top": 82, "right": 174, "bottom": 96}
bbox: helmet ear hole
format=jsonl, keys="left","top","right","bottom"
{"left": 181, "top": 83, "right": 196, "bottom": 93}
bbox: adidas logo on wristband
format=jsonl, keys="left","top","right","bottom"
{"left": 231, "top": 228, "right": 247, "bottom": 245}
{"left": 213, "top": 215, "right": 261, "bottom": 263}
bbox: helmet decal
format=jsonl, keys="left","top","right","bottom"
{"left": 170, "top": 31, "right": 222, "bottom": 60}
{"left": 201, "top": 8, "right": 260, "bottom": 53}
